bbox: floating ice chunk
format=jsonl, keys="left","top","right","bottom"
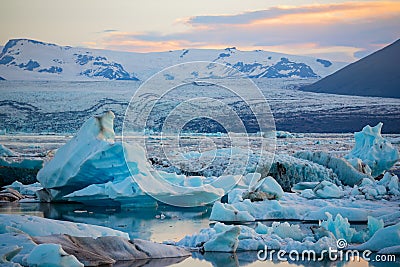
{"left": 313, "top": 181, "right": 343, "bottom": 199}
{"left": 320, "top": 212, "right": 356, "bottom": 242}
{"left": 345, "top": 122, "right": 399, "bottom": 177}
{"left": 294, "top": 151, "right": 370, "bottom": 186}
{"left": 0, "top": 214, "right": 129, "bottom": 239}
{"left": 349, "top": 223, "right": 400, "bottom": 251}
{"left": 203, "top": 225, "right": 240, "bottom": 252}
{"left": 26, "top": 244, "right": 83, "bottom": 267}
{"left": 209, "top": 202, "right": 255, "bottom": 222}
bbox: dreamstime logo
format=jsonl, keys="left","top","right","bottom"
{"left": 256, "top": 239, "right": 397, "bottom": 262}
{"left": 122, "top": 61, "right": 276, "bottom": 207}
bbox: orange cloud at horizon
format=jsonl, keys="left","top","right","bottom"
{"left": 249, "top": 1, "right": 400, "bottom": 26}
{"left": 86, "top": 1, "right": 400, "bottom": 61}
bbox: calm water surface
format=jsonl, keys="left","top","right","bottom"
{"left": 1, "top": 202, "right": 393, "bottom": 267}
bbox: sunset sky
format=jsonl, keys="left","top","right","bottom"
{"left": 1, "top": 0, "right": 399, "bottom": 62}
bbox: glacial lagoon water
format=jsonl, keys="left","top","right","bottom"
{"left": 1, "top": 201, "right": 393, "bottom": 267}
{"left": 1, "top": 81, "right": 399, "bottom": 266}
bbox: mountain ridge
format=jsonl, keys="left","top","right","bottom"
{"left": 0, "top": 38, "right": 346, "bottom": 81}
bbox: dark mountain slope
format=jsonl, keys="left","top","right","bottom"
{"left": 301, "top": 39, "right": 400, "bottom": 98}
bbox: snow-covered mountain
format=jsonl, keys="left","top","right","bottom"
{"left": 0, "top": 39, "right": 346, "bottom": 81}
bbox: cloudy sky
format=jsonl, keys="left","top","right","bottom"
{"left": 1, "top": 0, "right": 399, "bottom": 61}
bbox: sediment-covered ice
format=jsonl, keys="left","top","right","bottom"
{"left": 0, "top": 215, "right": 190, "bottom": 266}
{"left": 345, "top": 122, "right": 399, "bottom": 177}
{"left": 294, "top": 151, "right": 370, "bottom": 186}
{"left": 259, "top": 153, "right": 340, "bottom": 191}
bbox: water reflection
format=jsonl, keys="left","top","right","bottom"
{"left": 0, "top": 202, "right": 398, "bottom": 267}
{"left": 0, "top": 202, "right": 211, "bottom": 242}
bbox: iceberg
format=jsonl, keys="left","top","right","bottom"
{"left": 345, "top": 122, "right": 399, "bottom": 177}
{"left": 37, "top": 111, "right": 236, "bottom": 206}
{"left": 37, "top": 111, "right": 131, "bottom": 200}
